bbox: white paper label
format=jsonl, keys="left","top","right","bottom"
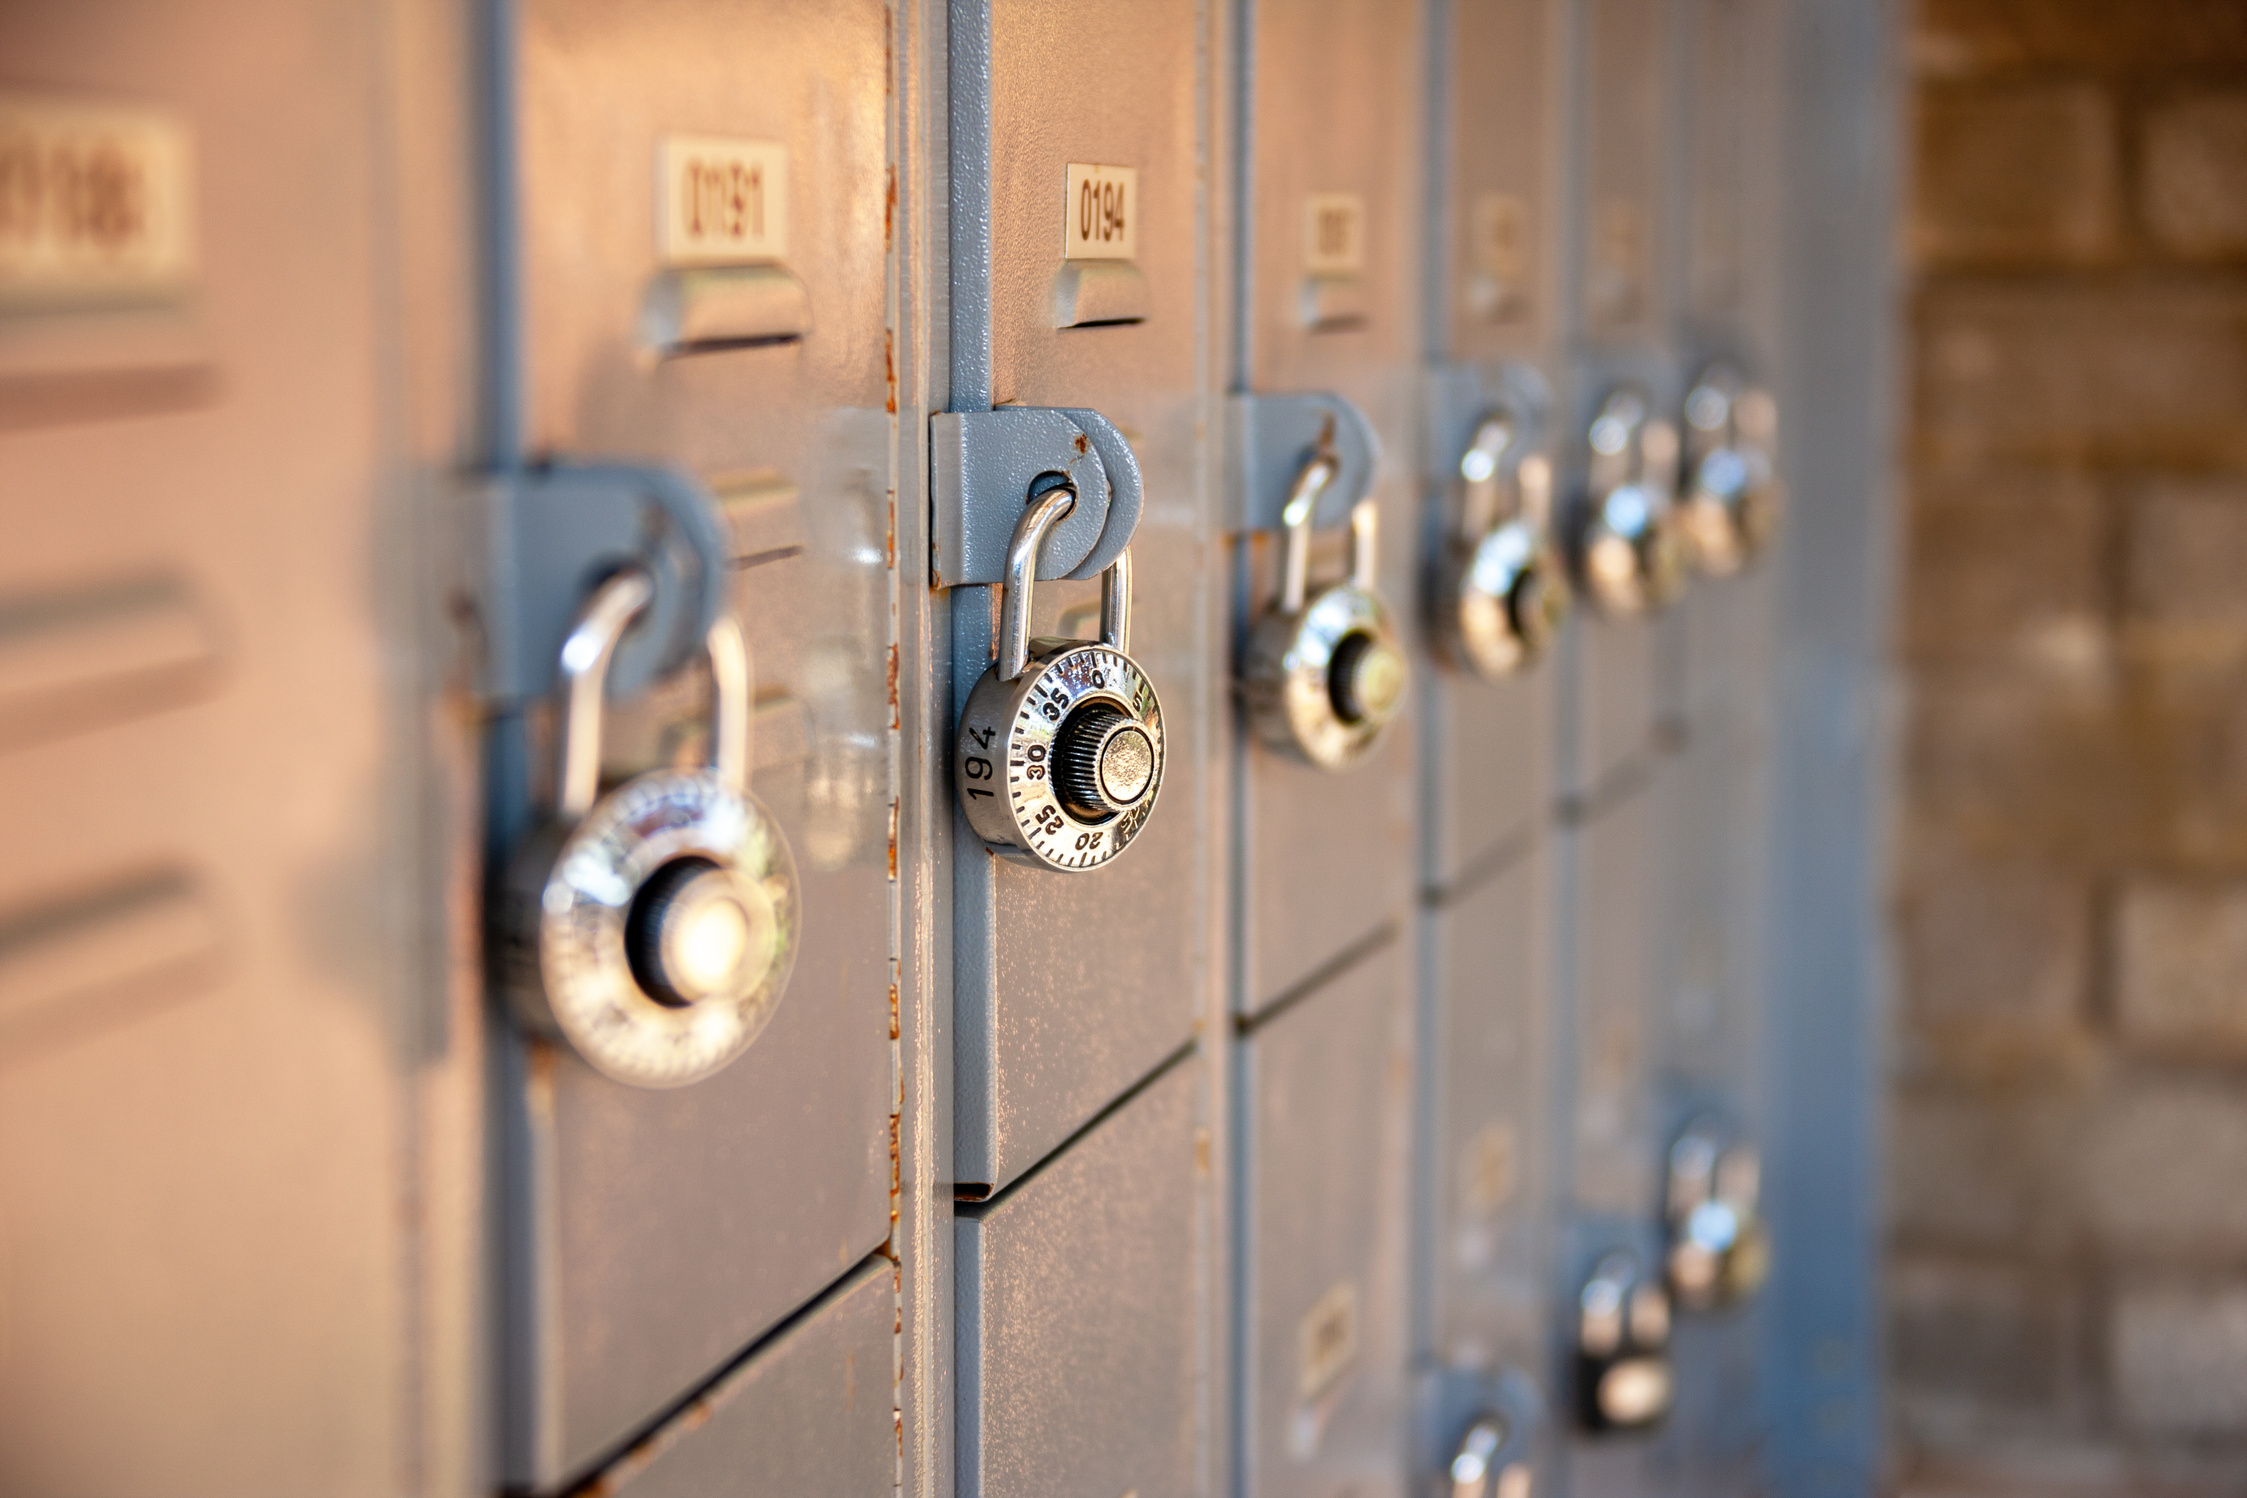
{"left": 658, "top": 136, "right": 788, "bottom": 267}
{"left": 1063, "top": 163, "right": 1137, "bottom": 261}
{"left": 0, "top": 94, "right": 195, "bottom": 307}
{"left": 1302, "top": 192, "right": 1366, "bottom": 277}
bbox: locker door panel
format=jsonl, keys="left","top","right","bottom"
{"left": 577, "top": 1255, "right": 897, "bottom": 1498}
{"left": 957, "top": 1053, "right": 1204, "bottom": 1498}
{"left": 1240, "top": 941, "right": 1412, "bottom": 1498}
{"left": 0, "top": 4, "right": 431, "bottom": 1493}
{"left": 502, "top": 1, "right": 895, "bottom": 1482}
{"left": 1569, "top": 786, "right": 1658, "bottom": 1219}
{"left": 1426, "top": 843, "right": 1553, "bottom": 1375}
{"left": 1237, "top": 0, "right": 1426, "bottom": 1011}
{"left": 956, "top": 0, "right": 1215, "bottom": 1195}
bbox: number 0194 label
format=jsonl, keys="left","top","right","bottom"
{"left": 1063, "top": 163, "right": 1136, "bottom": 261}
{"left": 658, "top": 136, "right": 788, "bottom": 268}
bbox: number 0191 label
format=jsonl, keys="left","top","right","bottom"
{"left": 658, "top": 136, "right": 788, "bottom": 268}
{"left": 1063, "top": 163, "right": 1136, "bottom": 261}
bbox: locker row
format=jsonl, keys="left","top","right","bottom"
{"left": 0, "top": 0, "right": 1790, "bottom": 1494}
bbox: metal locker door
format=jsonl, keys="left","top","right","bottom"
{"left": 1420, "top": 0, "right": 1568, "bottom": 886}
{"left": 494, "top": 3, "right": 896, "bottom": 1485}
{"left": 0, "top": 6, "right": 452, "bottom": 1493}
{"left": 567, "top": 1254, "right": 898, "bottom": 1498}
{"left": 955, "top": 1052, "right": 1204, "bottom": 1498}
{"left": 1233, "top": 0, "right": 1425, "bottom": 1011}
{"left": 1560, "top": 0, "right": 1686, "bottom": 802}
{"left": 1238, "top": 940, "right": 1413, "bottom": 1498}
{"left": 1421, "top": 843, "right": 1554, "bottom": 1378}
{"left": 1564, "top": 784, "right": 1657, "bottom": 1221}
{"left": 948, "top": 0, "right": 1216, "bottom": 1197}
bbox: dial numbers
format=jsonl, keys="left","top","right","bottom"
{"left": 957, "top": 639, "right": 1164, "bottom": 873}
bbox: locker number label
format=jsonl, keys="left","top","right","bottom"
{"left": 1302, "top": 192, "right": 1366, "bottom": 277}
{"left": 1062, "top": 163, "right": 1136, "bottom": 261}
{"left": 0, "top": 94, "right": 195, "bottom": 308}
{"left": 658, "top": 136, "right": 788, "bottom": 267}
{"left": 1296, "top": 1279, "right": 1360, "bottom": 1403}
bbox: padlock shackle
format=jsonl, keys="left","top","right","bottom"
{"left": 1279, "top": 448, "right": 1340, "bottom": 615}
{"left": 558, "top": 567, "right": 656, "bottom": 820}
{"left": 707, "top": 614, "right": 752, "bottom": 795}
{"left": 1460, "top": 413, "right": 1515, "bottom": 539}
{"left": 1100, "top": 547, "right": 1132, "bottom": 655}
{"left": 998, "top": 479, "right": 1079, "bottom": 682}
{"left": 1349, "top": 498, "right": 1379, "bottom": 593}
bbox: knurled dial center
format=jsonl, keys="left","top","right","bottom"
{"left": 1055, "top": 702, "right": 1156, "bottom": 818}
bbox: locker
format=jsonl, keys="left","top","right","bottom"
{"left": 955, "top": 1051, "right": 1204, "bottom": 1498}
{"left": 1233, "top": 0, "right": 1425, "bottom": 1012}
{"left": 1565, "top": 785, "right": 1659, "bottom": 1219}
{"left": 1237, "top": 940, "right": 1413, "bottom": 1498}
{"left": 1420, "top": 842, "right": 1555, "bottom": 1376}
{"left": 947, "top": 0, "right": 1218, "bottom": 1197}
{"left": 493, "top": 1, "right": 896, "bottom": 1483}
{"left": 573, "top": 1254, "right": 898, "bottom": 1498}
{"left": 1559, "top": 0, "right": 1687, "bottom": 800}
{"left": 0, "top": 3, "right": 453, "bottom": 1492}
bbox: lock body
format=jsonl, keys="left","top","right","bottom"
{"left": 1573, "top": 1249, "right": 1676, "bottom": 1435}
{"left": 1665, "top": 1120, "right": 1771, "bottom": 1312}
{"left": 1679, "top": 362, "right": 1783, "bottom": 576}
{"left": 1573, "top": 386, "right": 1688, "bottom": 617}
{"left": 1245, "top": 579, "right": 1405, "bottom": 771}
{"left": 955, "top": 482, "right": 1166, "bottom": 874}
{"left": 501, "top": 768, "right": 799, "bottom": 1088}
{"left": 958, "top": 637, "right": 1164, "bottom": 872}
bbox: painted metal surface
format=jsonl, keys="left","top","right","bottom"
{"left": 1419, "top": 843, "right": 1555, "bottom": 1378}
{"left": 0, "top": 2, "right": 467, "bottom": 1493}
{"left": 1233, "top": 0, "right": 1425, "bottom": 1014}
{"left": 574, "top": 1254, "right": 899, "bottom": 1498}
{"left": 947, "top": 0, "right": 1219, "bottom": 1197}
{"left": 956, "top": 1051, "right": 1205, "bottom": 1498}
{"left": 1237, "top": 940, "right": 1414, "bottom": 1498}
{"left": 497, "top": 0, "right": 897, "bottom": 1483}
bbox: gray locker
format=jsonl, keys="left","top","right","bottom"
{"left": 1238, "top": 941, "right": 1413, "bottom": 1498}
{"left": 0, "top": 4, "right": 449, "bottom": 1493}
{"left": 1560, "top": 0, "right": 1685, "bottom": 800}
{"left": 576, "top": 1254, "right": 898, "bottom": 1498}
{"left": 949, "top": 0, "right": 1218, "bottom": 1197}
{"left": 496, "top": 2, "right": 896, "bottom": 1483}
{"left": 1566, "top": 785, "right": 1659, "bottom": 1219}
{"left": 1421, "top": 843, "right": 1555, "bottom": 1375}
{"left": 1418, "top": 24, "right": 1565, "bottom": 875}
{"left": 1234, "top": 0, "right": 1425, "bottom": 1012}
{"left": 956, "top": 1051, "right": 1204, "bottom": 1498}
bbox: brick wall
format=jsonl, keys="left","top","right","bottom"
{"left": 1891, "top": 3, "right": 2247, "bottom": 1493}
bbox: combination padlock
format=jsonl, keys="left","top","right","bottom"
{"left": 1678, "top": 361, "right": 1782, "bottom": 576}
{"left": 1245, "top": 438, "right": 1409, "bottom": 770}
{"left": 1572, "top": 386, "right": 1688, "bottom": 617}
{"left": 1665, "top": 1119, "right": 1770, "bottom": 1312}
{"left": 956, "top": 477, "right": 1165, "bottom": 872}
{"left": 498, "top": 568, "right": 800, "bottom": 1088}
{"left": 1575, "top": 1251, "right": 1675, "bottom": 1434}
{"left": 1444, "top": 1410, "right": 1535, "bottom": 1498}
{"left": 1432, "top": 408, "right": 1570, "bottom": 679}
